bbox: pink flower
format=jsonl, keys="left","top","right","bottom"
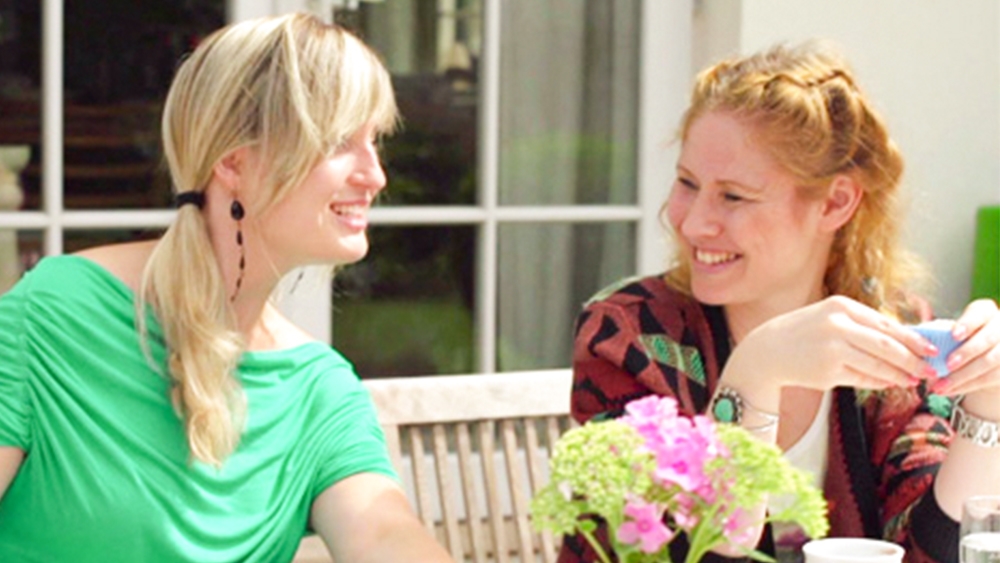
{"left": 621, "top": 395, "right": 679, "bottom": 438}
{"left": 617, "top": 500, "right": 675, "bottom": 554}
{"left": 671, "top": 493, "right": 700, "bottom": 531}
{"left": 692, "top": 415, "right": 727, "bottom": 459}
{"left": 650, "top": 421, "right": 719, "bottom": 495}
{"left": 621, "top": 397, "right": 730, "bottom": 500}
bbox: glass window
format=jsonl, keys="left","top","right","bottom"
{"left": 331, "top": 0, "right": 644, "bottom": 376}
{"left": 498, "top": 0, "right": 640, "bottom": 206}
{"left": 332, "top": 225, "right": 477, "bottom": 377}
{"left": 0, "top": 1, "right": 42, "bottom": 210}
{"left": 0, "top": 0, "right": 669, "bottom": 378}
{"left": 355, "top": 0, "right": 479, "bottom": 206}
{"left": 62, "top": 2, "right": 223, "bottom": 210}
{"left": 0, "top": 1, "right": 225, "bottom": 211}
{"left": 498, "top": 221, "right": 635, "bottom": 371}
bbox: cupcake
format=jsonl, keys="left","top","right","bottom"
{"left": 908, "top": 319, "right": 963, "bottom": 377}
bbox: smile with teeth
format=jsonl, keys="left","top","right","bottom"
{"left": 332, "top": 203, "right": 367, "bottom": 217}
{"left": 695, "top": 249, "right": 739, "bottom": 265}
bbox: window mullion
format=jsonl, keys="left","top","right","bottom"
{"left": 636, "top": 0, "right": 692, "bottom": 276}
{"left": 42, "top": 0, "right": 64, "bottom": 256}
{"left": 475, "top": 0, "right": 502, "bottom": 374}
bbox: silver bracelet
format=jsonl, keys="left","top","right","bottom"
{"left": 950, "top": 398, "right": 1000, "bottom": 448}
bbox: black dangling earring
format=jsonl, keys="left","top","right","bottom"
{"left": 230, "top": 198, "right": 245, "bottom": 302}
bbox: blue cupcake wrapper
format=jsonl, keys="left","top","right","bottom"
{"left": 909, "top": 325, "right": 962, "bottom": 377}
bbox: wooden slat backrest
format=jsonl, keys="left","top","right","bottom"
{"left": 293, "top": 369, "right": 574, "bottom": 563}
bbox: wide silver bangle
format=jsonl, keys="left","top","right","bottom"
{"left": 950, "top": 398, "right": 1000, "bottom": 449}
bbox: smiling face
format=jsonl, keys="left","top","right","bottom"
{"left": 666, "top": 111, "right": 836, "bottom": 317}
{"left": 256, "top": 122, "right": 386, "bottom": 271}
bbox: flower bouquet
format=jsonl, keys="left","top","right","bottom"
{"left": 531, "top": 395, "right": 829, "bottom": 563}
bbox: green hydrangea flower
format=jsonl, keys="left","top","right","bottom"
{"left": 715, "top": 424, "right": 829, "bottom": 540}
{"left": 531, "top": 420, "right": 655, "bottom": 537}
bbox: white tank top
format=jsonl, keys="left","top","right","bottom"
{"left": 769, "top": 390, "right": 832, "bottom": 560}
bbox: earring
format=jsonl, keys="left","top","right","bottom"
{"left": 230, "top": 198, "right": 245, "bottom": 301}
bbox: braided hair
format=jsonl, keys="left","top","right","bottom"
{"left": 665, "top": 41, "right": 927, "bottom": 318}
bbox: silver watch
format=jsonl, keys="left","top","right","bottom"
{"left": 950, "top": 400, "right": 1000, "bottom": 448}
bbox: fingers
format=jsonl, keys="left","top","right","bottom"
{"left": 844, "top": 365, "right": 906, "bottom": 391}
{"left": 826, "top": 298, "right": 936, "bottom": 384}
{"left": 841, "top": 346, "right": 921, "bottom": 389}
{"left": 954, "top": 298, "right": 1000, "bottom": 338}
{"left": 760, "top": 296, "right": 952, "bottom": 392}
{"left": 831, "top": 296, "right": 936, "bottom": 360}
{"left": 936, "top": 363, "right": 1000, "bottom": 396}
{"left": 931, "top": 301, "right": 1000, "bottom": 395}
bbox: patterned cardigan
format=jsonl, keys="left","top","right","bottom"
{"left": 558, "top": 275, "right": 958, "bottom": 563}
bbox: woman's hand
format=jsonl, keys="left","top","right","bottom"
{"left": 730, "top": 296, "right": 935, "bottom": 395}
{"left": 930, "top": 299, "right": 1000, "bottom": 417}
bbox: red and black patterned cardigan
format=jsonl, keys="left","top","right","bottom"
{"left": 559, "top": 274, "right": 958, "bottom": 563}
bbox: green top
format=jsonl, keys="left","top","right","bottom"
{"left": 0, "top": 256, "right": 395, "bottom": 562}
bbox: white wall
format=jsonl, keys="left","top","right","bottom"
{"left": 695, "top": 0, "right": 1000, "bottom": 315}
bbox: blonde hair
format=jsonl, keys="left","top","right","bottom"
{"left": 139, "top": 13, "right": 398, "bottom": 466}
{"left": 666, "top": 41, "right": 926, "bottom": 318}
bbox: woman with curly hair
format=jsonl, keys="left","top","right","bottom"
{"left": 563, "top": 41, "right": 1000, "bottom": 563}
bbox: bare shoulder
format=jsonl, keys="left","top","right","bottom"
{"left": 73, "top": 240, "right": 157, "bottom": 293}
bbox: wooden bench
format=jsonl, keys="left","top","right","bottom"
{"left": 293, "top": 369, "right": 574, "bottom": 563}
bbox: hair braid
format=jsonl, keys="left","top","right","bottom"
{"left": 667, "top": 40, "right": 926, "bottom": 318}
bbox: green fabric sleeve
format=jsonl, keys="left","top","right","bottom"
{"left": 0, "top": 278, "right": 31, "bottom": 449}
{"left": 309, "top": 373, "right": 398, "bottom": 499}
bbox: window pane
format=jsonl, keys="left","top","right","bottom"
{"left": 0, "top": 2, "right": 41, "bottom": 210}
{"left": 0, "top": 229, "right": 42, "bottom": 295}
{"left": 356, "top": 0, "right": 479, "bottom": 206}
{"left": 498, "top": 0, "right": 640, "bottom": 206}
{"left": 498, "top": 221, "right": 635, "bottom": 371}
{"left": 332, "top": 225, "right": 476, "bottom": 378}
{"left": 0, "top": 2, "right": 225, "bottom": 211}
{"left": 62, "top": 2, "right": 224, "bottom": 209}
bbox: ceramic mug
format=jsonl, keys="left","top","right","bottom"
{"left": 802, "top": 538, "right": 904, "bottom": 563}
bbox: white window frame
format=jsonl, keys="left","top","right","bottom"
{"left": 0, "top": 0, "right": 690, "bottom": 375}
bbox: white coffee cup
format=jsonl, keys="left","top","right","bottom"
{"left": 802, "top": 538, "right": 905, "bottom": 563}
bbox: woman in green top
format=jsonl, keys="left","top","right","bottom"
{"left": 0, "top": 12, "right": 453, "bottom": 563}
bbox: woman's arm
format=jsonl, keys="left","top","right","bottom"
{"left": 720, "top": 296, "right": 931, "bottom": 418}
{"left": 926, "top": 299, "right": 1000, "bottom": 518}
{"left": 713, "top": 297, "right": 934, "bottom": 556}
{"left": 722, "top": 297, "right": 1000, "bottom": 562}
{"left": 0, "top": 446, "right": 24, "bottom": 502}
{"left": 933, "top": 387, "right": 1000, "bottom": 516}
{"left": 310, "top": 472, "right": 453, "bottom": 563}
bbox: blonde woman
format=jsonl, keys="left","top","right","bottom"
{"left": 0, "top": 13, "right": 452, "bottom": 563}
{"left": 563, "top": 41, "right": 1000, "bottom": 563}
